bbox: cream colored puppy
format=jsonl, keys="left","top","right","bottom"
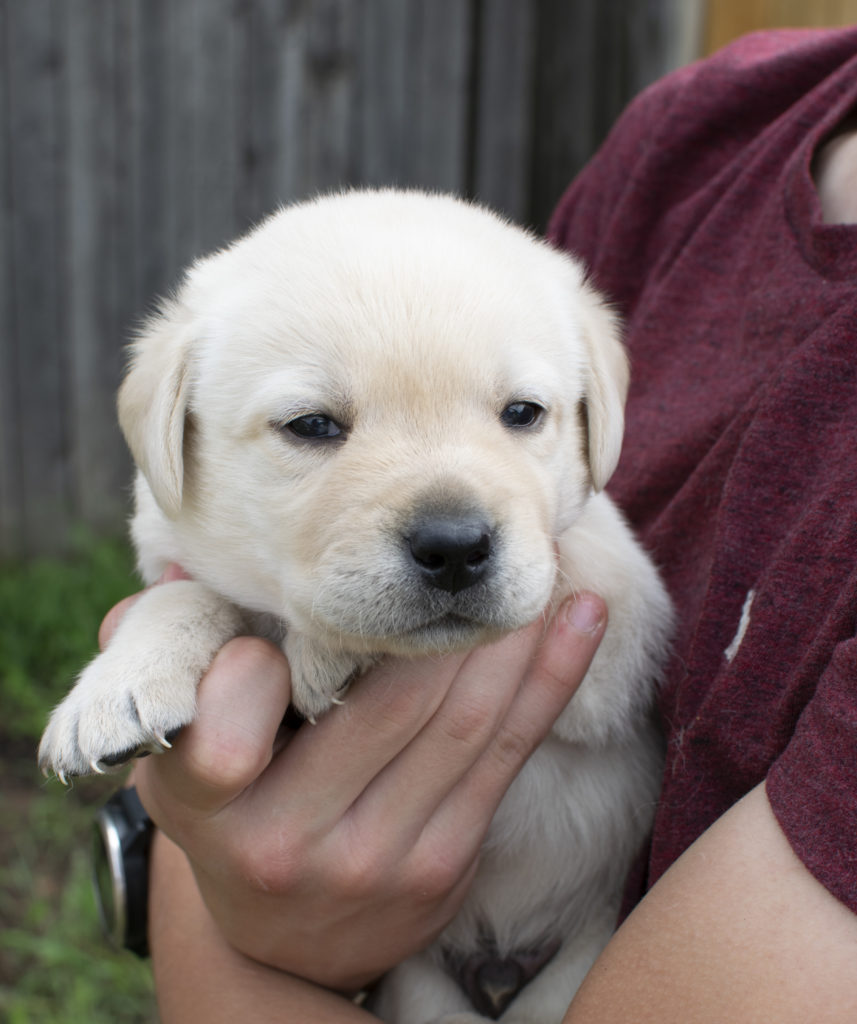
{"left": 39, "top": 190, "right": 672, "bottom": 1022}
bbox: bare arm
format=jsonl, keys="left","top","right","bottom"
{"left": 563, "top": 782, "right": 857, "bottom": 1024}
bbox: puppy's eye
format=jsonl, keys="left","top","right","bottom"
{"left": 500, "top": 401, "right": 544, "bottom": 429}
{"left": 284, "top": 414, "right": 343, "bottom": 440}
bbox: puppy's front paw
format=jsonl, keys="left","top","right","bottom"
{"left": 38, "top": 580, "right": 245, "bottom": 781}
{"left": 284, "top": 630, "right": 368, "bottom": 723}
{"left": 38, "top": 647, "right": 199, "bottom": 781}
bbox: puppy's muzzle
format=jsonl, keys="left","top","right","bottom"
{"left": 406, "top": 512, "right": 492, "bottom": 595}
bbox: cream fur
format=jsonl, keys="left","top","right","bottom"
{"left": 38, "top": 190, "right": 672, "bottom": 1022}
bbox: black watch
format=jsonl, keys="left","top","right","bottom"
{"left": 92, "top": 786, "right": 154, "bottom": 957}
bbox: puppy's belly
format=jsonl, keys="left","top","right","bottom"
{"left": 438, "top": 728, "right": 659, "bottom": 958}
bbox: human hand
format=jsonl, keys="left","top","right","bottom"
{"left": 104, "top": 571, "right": 606, "bottom": 994}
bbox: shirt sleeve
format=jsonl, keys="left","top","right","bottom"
{"left": 767, "top": 632, "right": 857, "bottom": 914}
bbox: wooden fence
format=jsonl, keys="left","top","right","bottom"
{"left": 0, "top": 0, "right": 698, "bottom": 558}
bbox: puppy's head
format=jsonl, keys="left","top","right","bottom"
{"left": 119, "top": 190, "right": 627, "bottom": 654}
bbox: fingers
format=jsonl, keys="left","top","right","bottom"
{"left": 136, "top": 636, "right": 292, "bottom": 827}
{"left": 349, "top": 622, "right": 544, "bottom": 846}
{"left": 249, "top": 647, "right": 473, "bottom": 831}
{"left": 432, "top": 593, "right": 606, "bottom": 841}
{"left": 139, "top": 587, "right": 604, "bottom": 894}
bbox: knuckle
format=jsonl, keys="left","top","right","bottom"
{"left": 183, "top": 734, "right": 269, "bottom": 794}
{"left": 234, "top": 844, "right": 300, "bottom": 897}
{"left": 228, "top": 825, "right": 308, "bottom": 896}
{"left": 330, "top": 847, "right": 388, "bottom": 901}
{"left": 489, "top": 719, "right": 535, "bottom": 774}
{"left": 406, "top": 845, "right": 466, "bottom": 904}
{"left": 328, "top": 819, "right": 401, "bottom": 900}
{"left": 215, "top": 635, "right": 289, "bottom": 682}
{"left": 437, "top": 692, "right": 500, "bottom": 748}
{"left": 358, "top": 677, "right": 430, "bottom": 733}
{"left": 179, "top": 637, "right": 289, "bottom": 792}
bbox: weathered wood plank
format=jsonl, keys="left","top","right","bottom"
{"left": 129, "top": 0, "right": 174, "bottom": 304}
{"left": 529, "top": 0, "right": 602, "bottom": 231}
{"left": 403, "top": 0, "right": 473, "bottom": 192}
{"left": 471, "top": 0, "right": 537, "bottom": 223}
{"left": 187, "top": 0, "right": 243, "bottom": 256}
{"left": 65, "top": 0, "right": 132, "bottom": 533}
{"left": 0, "top": 0, "right": 24, "bottom": 558}
{"left": 6, "top": 0, "right": 69, "bottom": 554}
{"left": 235, "top": 0, "right": 284, "bottom": 225}
{"left": 167, "top": 0, "right": 203, "bottom": 269}
{"left": 353, "top": 0, "right": 411, "bottom": 188}
{"left": 270, "top": 0, "right": 311, "bottom": 205}
{"left": 301, "top": 0, "right": 360, "bottom": 194}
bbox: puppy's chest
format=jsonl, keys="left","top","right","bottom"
{"left": 442, "top": 736, "right": 605, "bottom": 952}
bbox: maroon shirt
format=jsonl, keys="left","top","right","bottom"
{"left": 550, "top": 28, "right": 857, "bottom": 914}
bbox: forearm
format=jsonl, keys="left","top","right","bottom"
{"left": 149, "top": 831, "right": 376, "bottom": 1024}
{"left": 563, "top": 783, "right": 857, "bottom": 1023}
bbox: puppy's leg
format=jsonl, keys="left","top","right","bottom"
{"left": 370, "top": 950, "right": 473, "bottom": 1024}
{"left": 491, "top": 911, "right": 615, "bottom": 1023}
{"left": 283, "top": 629, "right": 367, "bottom": 722}
{"left": 38, "top": 580, "right": 245, "bottom": 780}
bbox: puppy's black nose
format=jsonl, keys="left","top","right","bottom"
{"left": 407, "top": 515, "right": 492, "bottom": 594}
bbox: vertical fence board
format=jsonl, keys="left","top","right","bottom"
{"left": 6, "top": 0, "right": 69, "bottom": 554}
{"left": 471, "top": 0, "right": 537, "bottom": 223}
{"left": 130, "top": 0, "right": 174, "bottom": 304}
{"left": 353, "top": 0, "right": 411, "bottom": 188}
{"left": 167, "top": 0, "right": 202, "bottom": 270}
{"left": 529, "top": 0, "right": 601, "bottom": 232}
{"left": 403, "top": 0, "right": 473, "bottom": 192}
{"left": 0, "top": 0, "right": 23, "bottom": 558}
{"left": 235, "top": 0, "right": 283, "bottom": 224}
{"left": 302, "top": 0, "right": 360, "bottom": 193}
{"left": 65, "top": 0, "right": 130, "bottom": 532}
{"left": 190, "top": 0, "right": 243, "bottom": 256}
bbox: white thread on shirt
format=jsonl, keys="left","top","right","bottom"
{"left": 724, "top": 588, "right": 755, "bottom": 663}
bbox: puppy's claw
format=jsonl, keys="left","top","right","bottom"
{"left": 152, "top": 731, "right": 172, "bottom": 751}
{"left": 330, "top": 696, "right": 345, "bottom": 706}
{"left": 89, "top": 758, "right": 106, "bottom": 775}
{"left": 57, "top": 769, "right": 68, "bottom": 787}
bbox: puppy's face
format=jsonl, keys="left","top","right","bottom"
{"left": 120, "top": 192, "right": 627, "bottom": 656}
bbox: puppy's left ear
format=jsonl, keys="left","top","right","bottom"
{"left": 577, "top": 283, "right": 629, "bottom": 492}
{"left": 118, "top": 298, "right": 194, "bottom": 519}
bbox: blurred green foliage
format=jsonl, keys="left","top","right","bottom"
{"left": 0, "top": 535, "right": 158, "bottom": 1023}
{"left": 0, "top": 533, "right": 137, "bottom": 740}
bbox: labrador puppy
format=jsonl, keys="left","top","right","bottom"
{"left": 39, "top": 190, "right": 672, "bottom": 1022}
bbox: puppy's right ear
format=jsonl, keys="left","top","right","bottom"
{"left": 118, "top": 298, "right": 194, "bottom": 519}
{"left": 576, "top": 281, "right": 629, "bottom": 493}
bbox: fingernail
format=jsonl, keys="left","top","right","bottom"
{"left": 565, "top": 593, "right": 605, "bottom": 635}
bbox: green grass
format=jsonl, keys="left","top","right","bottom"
{"left": 0, "top": 535, "right": 159, "bottom": 1023}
